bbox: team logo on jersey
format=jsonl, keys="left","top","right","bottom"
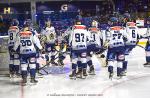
{"left": 30, "top": 58, "right": 36, "bottom": 63}
{"left": 118, "top": 54, "right": 125, "bottom": 60}
{"left": 49, "top": 33, "right": 54, "bottom": 40}
{"left": 81, "top": 52, "right": 87, "bottom": 57}
{"left": 40, "top": 35, "right": 47, "bottom": 42}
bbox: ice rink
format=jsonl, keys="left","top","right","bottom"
{"left": 1, "top": 46, "right": 150, "bottom": 98}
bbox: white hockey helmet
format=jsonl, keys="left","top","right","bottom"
{"left": 45, "top": 18, "right": 51, "bottom": 27}
{"left": 92, "top": 20, "right": 98, "bottom": 27}
{"left": 126, "top": 22, "right": 136, "bottom": 27}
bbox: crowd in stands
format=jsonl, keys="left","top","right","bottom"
{"left": 0, "top": 10, "right": 150, "bottom": 36}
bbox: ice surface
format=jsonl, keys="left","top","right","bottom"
{"left": 1, "top": 46, "right": 150, "bottom": 98}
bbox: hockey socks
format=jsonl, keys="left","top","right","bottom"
{"left": 123, "top": 61, "right": 127, "bottom": 71}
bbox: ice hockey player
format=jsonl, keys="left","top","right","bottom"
{"left": 23, "top": 19, "right": 41, "bottom": 74}
{"left": 57, "top": 33, "right": 67, "bottom": 66}
{"left": 143, "top": 17, "right": 150, "bottom": 66}
{"left": 123, "top": 22, "right": 139, "bottom": 75}
{"left": 8, "top": 19, "right": 20, "bottom": 78}
{"left": 69, "top": 19, "right": 89, "bottom": 79}
{"left": 41, "top": 19, "right": 58, "bottom": 66}
{"left": 13, "top": 20, "right": 43, "bottom": 85}
{"left": 106, "top": 19, "right": 128, "bottom": 79}
{"left": 87, "top": 20, "right": 103, "bottom": 75}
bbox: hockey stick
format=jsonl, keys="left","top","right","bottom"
{"left": 39, "top": 46, "right": 70, "bottom": 70}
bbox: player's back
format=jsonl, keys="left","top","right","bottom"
{"left": 8, "top": 26, "right": 19, "bottom": 46}
{"left": 125, "top": 26, "right": 138, "bottom": 45}
{"left": 107, "top": 26, "right": 125, "bottom": 48}
{"left": 71, "top": 25, "right": 88, "bottom": 50}
{"left": 88, "top": 27, "right": 102, "bottom": 47}
{"left": 19, "top": 31, "right": 36, "bottom": 54}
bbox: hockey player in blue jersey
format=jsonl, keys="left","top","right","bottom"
{"left": 87, "top": 20, "right": 103, "bottom": 75}
{"left": 13, "top": 20, "right": 43, "bottom": 85}
{"left": 8, "top": 19, "right": 20, "bottom": 78}
{"left": 106, "top": 20, "right": 128, "bottom": 79}
{"left": 69, "top": 20, "right": 89, "bottom": 79}
{"left": 123, "top": 22, "right": 139, "bottom": 75}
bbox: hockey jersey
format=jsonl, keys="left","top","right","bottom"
{"left": 106, "top": 26, "right": 127, "bottom": 48}
{"left": 8, "top": 26, "right": 19, "bottom": 46}
{"left": 41, "top": 26, "right": 56, "bottom": 44}
{"left": 69, "top": 25, "right": 89, "bottom": 50}
{"left": 88, "top": 27, "right": 103, "bottom": 48}
{"left": 14, "top": 30, "right": 42, "bottom": 54}
{"left": 125, "top": 25, "right": 139, "bottom": 45}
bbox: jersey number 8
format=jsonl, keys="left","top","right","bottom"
{"left": 10, "top": 33, "right": 13, "bottom": 40}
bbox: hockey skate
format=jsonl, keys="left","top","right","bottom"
{"left": 82, "top": 68, "right": 88, "bottom": 79}
{"left": 21, "top": 77, "right": 27, "bottom": 86}
{"left": 117, "top": 73, "right": 123, "bottom": 79}
{"left": 30, "top": 77, "right": 38, "bottom": 83}
{"left": 51, "top": 60, "right": 58, "bottom": 66}
{"left": 121, "top": 70, "right": 127, "bottom": 76}
{"left": 76, "top": 68, "right": 83, "bottom": 79}
{"left": 9, "top": 71, "right": 15, "bottom": 78}
{"left": 88, "top": 65, "right": 96, "bottom": 75}
{"left": 58, "top": 59, "right": 64, "bottom": 66}
{"left": 143, "top": 62, "right": 150, "bottom": 67}
{"left": 69, "top": 70, "right": 76, "bottom": 79}
{"left": 109, "top": 72, "right": 113, "bottom": 80}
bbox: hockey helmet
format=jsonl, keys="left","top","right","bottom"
{"left": 45, "top": 18, "right": 51, "bottom": 27}
{"left": 75, "top": 19, "right": 82, "bottom": 25}
{"left": 91, "top": 20, "right": 98, "bottom": 27}
{"left": 23, "top": 19, "right": 32, "bottom": 27}
{"left": 11, "top": 19, "right": 19, "bottom": 26}
{"left": 147, "top": 17, "right": 150, "bottom": 24}
{"left": 126, "top": 22, "right": 136, "bottom": 27}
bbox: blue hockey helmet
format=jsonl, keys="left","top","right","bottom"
{"left": 11, "top": 19, "right": 19, "bottom": 26}
{"left": 23, "top": 19, "right": 32, "bottom": 27}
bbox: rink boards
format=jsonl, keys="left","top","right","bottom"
{"left": 0, "top": 36, "right": 9, "bottom": 74}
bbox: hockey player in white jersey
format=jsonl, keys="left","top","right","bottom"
{"left": 106, "top": 23, "right": 127, "bottom": 79}
{"left": 69, "top": 20, "right": 89, "bottom": 79}
{"left": 123, "top": 22, "right": 139, "bottom": 75}
{"left": 41, "top": 19, "right": 57, "bottom": 66}
{"left": 14, "top": 21, "right": 42, "bottom": 85}
{"left": 8, "top": 19, "right": 20, "bottom": 77}
{"left": 87, "top": 20, "right": 103, "bottom": 75}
